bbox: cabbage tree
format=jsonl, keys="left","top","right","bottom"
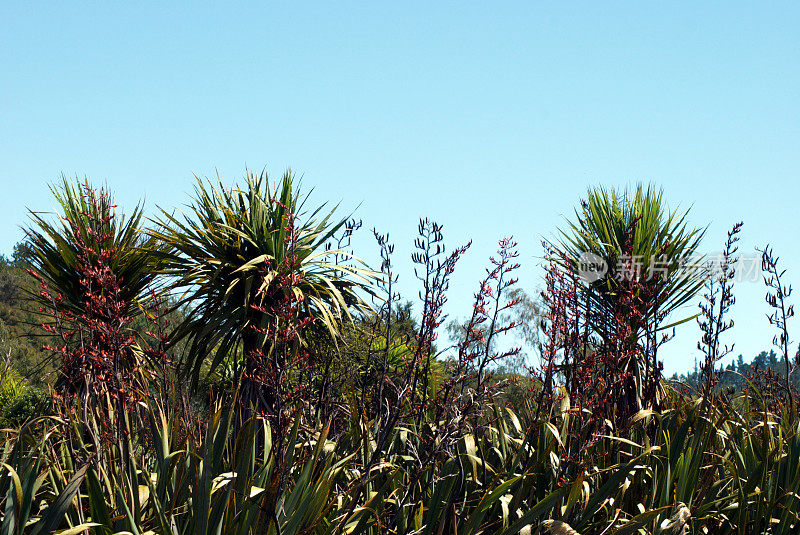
{"left": 151, "top": 170, "right": 375, "bottom": 417}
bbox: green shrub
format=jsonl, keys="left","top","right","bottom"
{"left": 0, "top": 385, "right": 48, "bottom": 427}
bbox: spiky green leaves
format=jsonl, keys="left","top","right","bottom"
{"left": 150, "top": 169, "right": 375, "bottom": 387}
{"left": 24, "top": 176, "right": 162, "bottom": 320}
{"left": 556, "top": 184, "right": 705, "bottom": 339}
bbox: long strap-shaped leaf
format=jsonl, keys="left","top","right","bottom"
{"left": 29, "top": 463, "right": 88, "bottom": 535}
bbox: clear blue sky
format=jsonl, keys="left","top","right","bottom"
{"left": 1, "top": 2, "right": 798, "bottom": 374}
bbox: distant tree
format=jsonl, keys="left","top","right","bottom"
{"left": 753, "top": 350, "right": 769, "bottom": 370}
{"left": 392, "top": 300, "right": 418, "bottom": 343}
{"left": 768, "top": 350, "right": 779, "bottom": 370}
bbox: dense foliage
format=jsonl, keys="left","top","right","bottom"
{"left": 1, "top": 175, "right": 799, "bottom": 534}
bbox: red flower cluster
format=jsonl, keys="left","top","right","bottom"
{"left": 31, "top": 182, "right": 140, "bottom": 443}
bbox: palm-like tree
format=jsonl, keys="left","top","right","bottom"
{"left": 25, "top": 177, "right": 161, "bottom": 323}
{"left": 555, "top": 185, "right": 705, "bottom": 414}
{"left": 150, "top": 170, "right": 375, "bottom": 415}
{"left": 559, "top": 185, "right": 705, "bottom": 330}
{"left": 24, "top": 177, "right": 162, "bottom": 452}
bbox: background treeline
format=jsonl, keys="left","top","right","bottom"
{"left": 671, "top": 350, "right": 800, "bottom": 393}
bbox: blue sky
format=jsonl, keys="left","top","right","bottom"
{"left": 1, "top": 2, "right": 798, "bottom": 374}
